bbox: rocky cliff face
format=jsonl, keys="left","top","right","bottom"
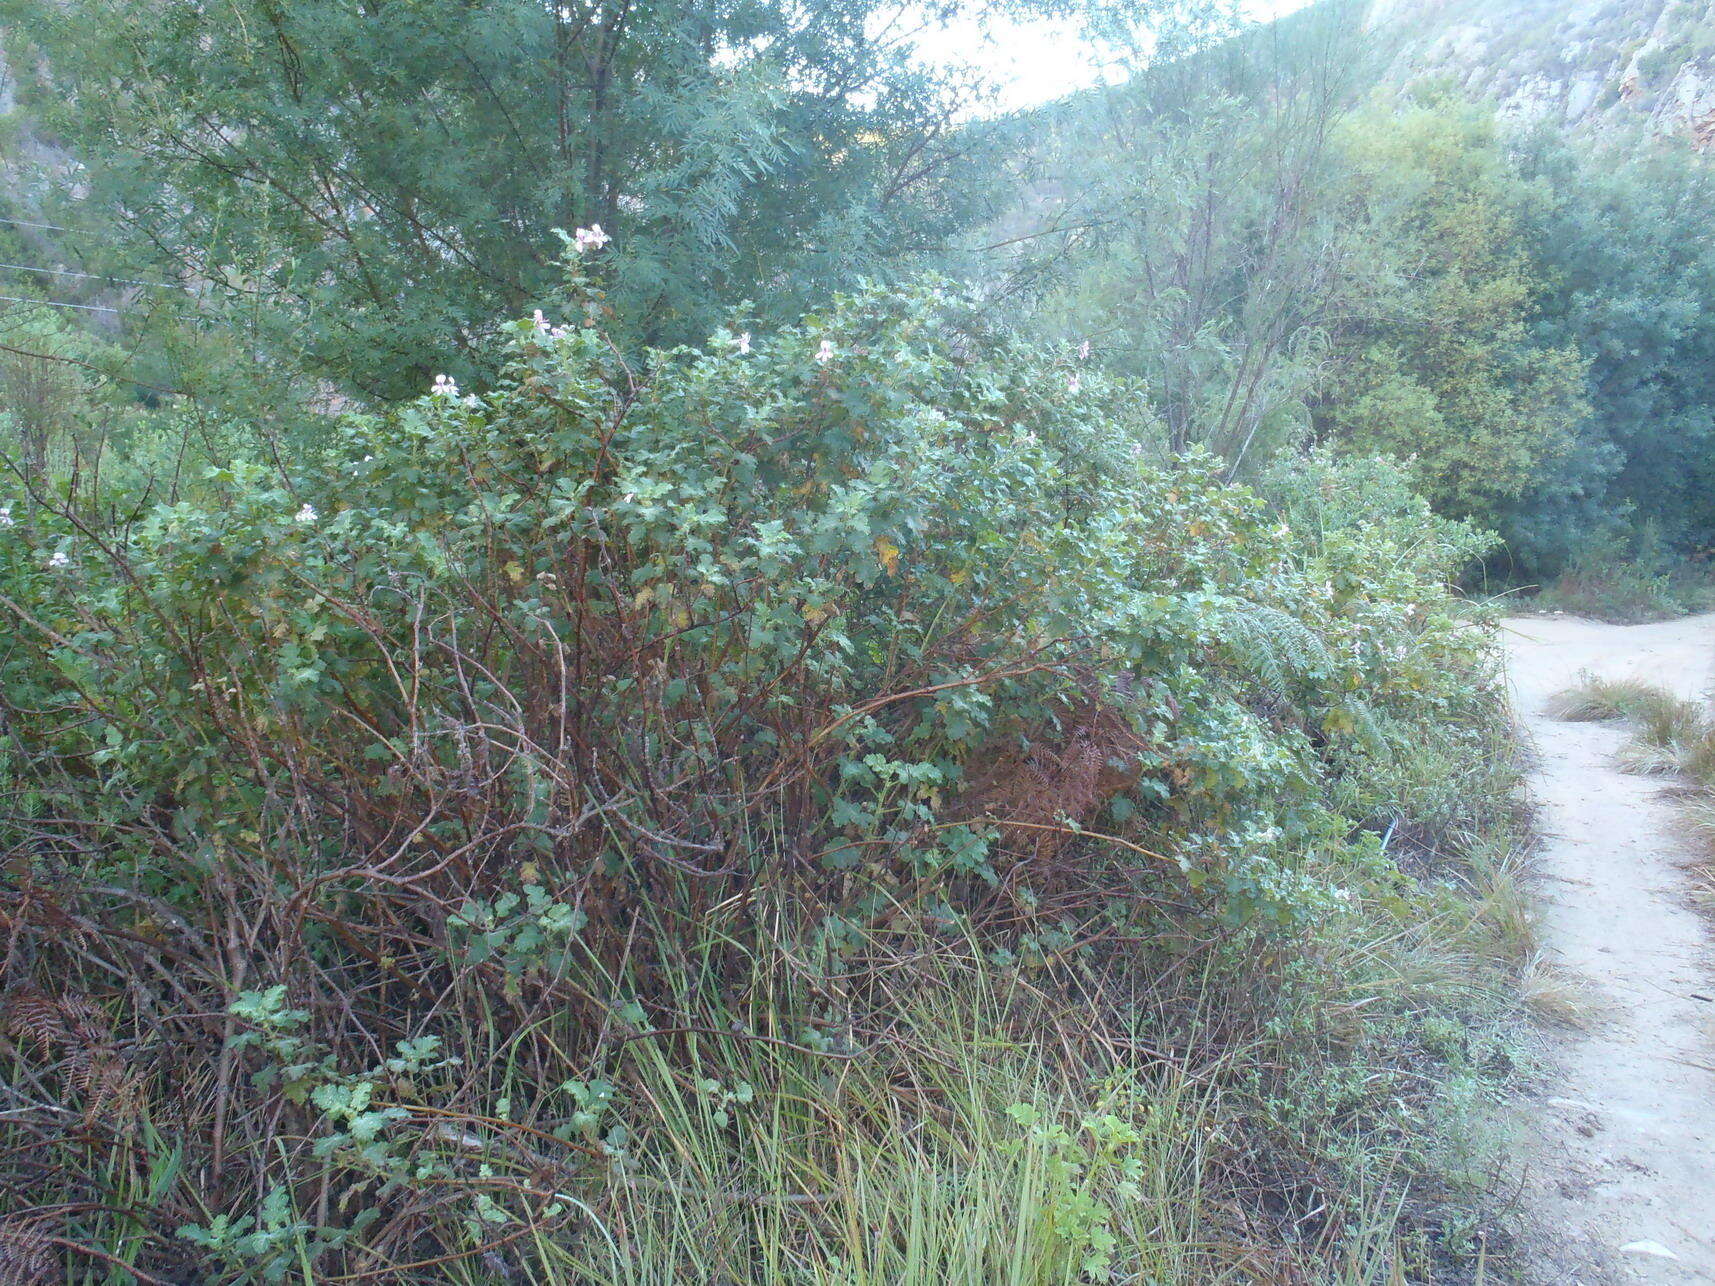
{"left": 1367, "top": 0, "right": 1715, "bottom": 146}
{"left": 0, "top": 37, "right": 79, "bottom": 199}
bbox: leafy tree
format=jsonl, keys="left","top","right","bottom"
{"left": 0, "top": 305, "right": 121, "bottom": 483}
{"left": 1505, "top": 133, "right": 1715, "bottom": 573}
{"left": 1313, "top": 94, "right": 1586, "bottom": 526}
{"left": 5, "top": 0, "right": 1022, "bottom": 399}
{"left": 1001, "top": 0, "right": 1375, "bottom": 475}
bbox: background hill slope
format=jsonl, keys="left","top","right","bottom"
{"left": 1369, "top": 0, "right": 1715, "bottom": 144}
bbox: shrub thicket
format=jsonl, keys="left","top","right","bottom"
{"left": 0, "top": 280, "right": 1518, "bottom": 1281}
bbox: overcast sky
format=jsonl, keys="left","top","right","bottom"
{"left": 917, "top": 1, "right": 1324, "bottom": 111}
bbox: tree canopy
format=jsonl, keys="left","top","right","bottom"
{"left": 6, "top": 0, "right": 1018, "bottom": 397}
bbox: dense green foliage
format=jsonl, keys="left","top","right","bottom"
{"left": 1507, "top": 135, "right": 1715, "bottom": 574}
{"left": 3, "top": 0, "right": 1014, "bottom": 397}
{"left": 1009, "top": 1, "right": 1371, "bottom": 472}
{"left": 0, "top": 278, "right": 1522, "bottom": 1280}
{"left": 3, "top": 0, "right": 1714, "bottom": 1279}
{"left": 1314, "top": 96, "right": 1587, "bottom": 525}
{"left": 9, "top": 1, "right": 1715, "bottom": 586}
{"left": 0, "top": 279, "right": 1494, "bottom": 938}
{"left": 1004, "top": 23, "right": 1714, "bottom": 588}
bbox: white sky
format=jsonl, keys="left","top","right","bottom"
{"left": 916, "top": 1, "right": 1323, "bottom": 111}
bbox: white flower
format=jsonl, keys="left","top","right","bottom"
{"left": 295, "top": 503, "right": 318, "bottom": 525}
{"left": 1078, "top": 339, "right": 1090, "bottom": 361}
{"left": 46, "top": 549, "right": 69, "bottom": 568}
{"left": 1067, "top": 373, "right": 1081, "bottom": 394}
{"left": 0, "top": 505, "right": 12, "bottom": 527}
{"left": 735, "top": 331, "right": 752, "bottom": 355}
{"left": 462, "top": 393, "right": 480, "bottom": 408}
{"left": 1130, "top": 442, "right": 1144, "bottom": 459}
{"left": 531, "top": 308, "right": 573, "bottom": 339}
{"left": 815, "top": 339, "right": 835, "bottom": 365}
{"left": 573, "top": 223, "right": 611, "bottom": 253}
{"left": 431, "top": 373, "right": 460, "bottom": 399}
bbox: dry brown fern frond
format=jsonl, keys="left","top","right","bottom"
{"left": 0, "top": 1218, "right": 62, "bottom": 1286}
{"left": 67, "top": 1048, "right": 141, "bottom": 1130}
{"left": 52, "top": 993, "right": 113, "bottom": 1048}
{"left": 2, "top": 987, "right": 140, "bottom": 1130}
{"left": 1, "top": 984, "right": 73, "bottom": 1050}
{"left": 955, "top": 697, "right": 1151, "bottom": 866}
{"left": 0, "top": 887, "right": 92, "bottom": 960}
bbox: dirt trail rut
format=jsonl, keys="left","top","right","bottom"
{"left": 1503, "top": 614, "right": 1715, "bottom": 1284}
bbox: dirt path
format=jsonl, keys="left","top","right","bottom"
{"left": 1503, "top": 614, "right": 1715, "bottom": 1284}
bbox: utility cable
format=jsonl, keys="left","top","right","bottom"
{"left": 0, "top": 261, "right": 180, "bottom": 290}
{"left": 0, "top": 293, "right": 123, "bottom": 315}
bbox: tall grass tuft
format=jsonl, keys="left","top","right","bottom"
{"left": 1549, "top": 673, "right": 1715, "bottom": 913}
{"left": 1545, "top": 673, "right": 1676, "bottom": 723}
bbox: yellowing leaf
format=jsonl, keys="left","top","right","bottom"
{"left": 874, "top": 537, "right": 901, "bottom": 576}
{"left": 504, "top": 561, "right": 526, "bottom": 584}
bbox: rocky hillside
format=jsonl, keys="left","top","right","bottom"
{"left": 1368, "top": 0, "right": 1715, "bottom": 145}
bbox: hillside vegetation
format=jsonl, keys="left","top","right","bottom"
{"left": 0, "top": 272, "right": 1532, "bottom": 1282}
{"left": 0, "top": 0, "right": 1707, "bottom": 1280}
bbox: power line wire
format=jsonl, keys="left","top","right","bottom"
{"left": 0, "top": 293, "right": 193, "bottom": 324}
{"left": 0, "top": 217, "right": 75, "bottom": 233}
{"left": 0, "top": 261, "right": 179, "bottom": 290}
{"left": 0, "top": 293, "right": 123, "bottom": 315}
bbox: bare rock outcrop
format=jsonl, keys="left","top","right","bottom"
{"left": 1369, "top": 0, "right": 1715, "bottom": 148}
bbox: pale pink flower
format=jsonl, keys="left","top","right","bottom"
{"left": 816, "top": 339, "right": 835, "bottom": 365}
{"left": 46, "top": 549, "right": 69, "bottom": 568}
{"left": 736, "top": 332, "right": 752, "bottom": 355}
{"left": 295, "top": 503, "right": 318, "bottom": 525}
{"left": 431, "top": 373, "right": 460, "bottom": 399}
{"left": 573, "top": 224, "right": 611, "bottom": 253}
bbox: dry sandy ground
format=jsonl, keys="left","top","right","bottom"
{"left": 1503, "top": 613, "right": 1715, "bottom": 1284}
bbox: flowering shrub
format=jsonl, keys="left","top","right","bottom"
{"left": 0, "top": 280, "right": 1500, "bottom": 1278}
{"left": 3, "top": 285, "right": 1488, "bottom": 927}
